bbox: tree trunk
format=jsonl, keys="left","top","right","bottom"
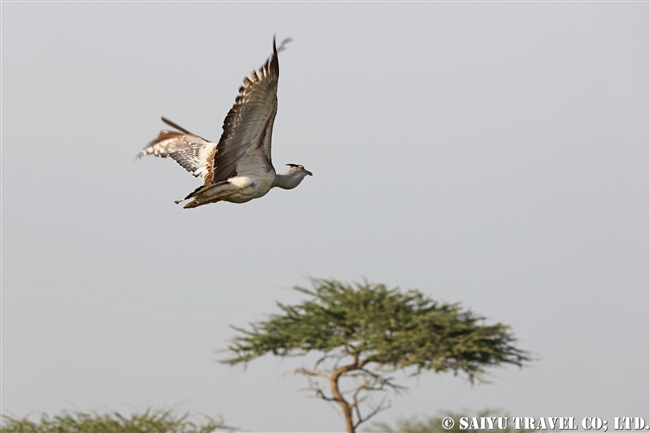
{"left": 342, "top": 405, "right": 355, "bottom": 433}
{"left": 330, "top": 367, "right": 356, "bottom": 433}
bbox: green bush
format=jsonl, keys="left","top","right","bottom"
{"left": 1, "top": 408, "right": 230, "bottom": 433}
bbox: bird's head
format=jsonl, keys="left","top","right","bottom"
{"left": 273, "top": 164, "right": 313, "bottom": 190}
{"left": 285, "top": 164, "right": 313, "bottom": 177}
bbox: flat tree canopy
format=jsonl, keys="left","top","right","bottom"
{"left": 223, "top": 279, "right": 531, "bottom": 433}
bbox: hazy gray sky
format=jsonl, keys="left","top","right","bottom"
{"left": 3, "top": 2, "right": 648, "bottom": 432}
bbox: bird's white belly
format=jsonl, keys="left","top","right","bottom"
{"left": 224, "top": 173, "right": 275, "bottom": 203}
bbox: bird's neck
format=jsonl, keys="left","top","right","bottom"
{"left": 273, "top": 172, "right": 305, "bottom": 190}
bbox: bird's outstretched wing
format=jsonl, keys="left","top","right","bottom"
{"left": 137, "top": 125, "right": 217, "bottom": 183}
{"left": 210, "top": 36, "right": 292, "bottom": 183}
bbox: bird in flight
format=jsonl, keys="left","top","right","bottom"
{"left": 137, "top": 37, "right": 312, "bottom": 209}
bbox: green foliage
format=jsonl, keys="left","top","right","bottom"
{"left": 367, "top": 409, "right": 533, "bottom": 433}
{"left": 223, "top": 279, "right": 530, "bottom": 382}
{"left": 0, "top": 409, "right": 228, "bottom": 433}
{"left": 222, "top": 279, "right": 532, "bottom": 433}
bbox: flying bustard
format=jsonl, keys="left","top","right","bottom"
{"left": 137, "top": 37, "right": 311, "bottom": 209}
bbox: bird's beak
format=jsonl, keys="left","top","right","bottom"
{"left": 305, "top": 170, "right": 313, "bottom": 176}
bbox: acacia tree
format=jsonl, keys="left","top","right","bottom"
{"left": 221, "top": 279, "right": 531, "bottom": 433}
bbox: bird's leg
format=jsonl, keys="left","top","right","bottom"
{"left": 182, "top": 189, "right": 240, "bottom": 209}
{"left": 180, "top": 182, "right": 250, "bottom": 208}
{"left": 174, "top": 177, "right": 255, "bottom": 208}
{"left": 173, "top": 179, "right": 234, "bottom": 205}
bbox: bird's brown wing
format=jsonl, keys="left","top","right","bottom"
{"left": 137, "top": 129, "right": 217, "bottom": 183}
{"left": 210, "top": 37, "right": 292, "bottom": 183}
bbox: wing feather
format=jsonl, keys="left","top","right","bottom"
{"left": 210, "top": 37, "right": 290, "bottom": 183}
{"left": 138, "top": 130, "right": 217, "bottom": 183}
